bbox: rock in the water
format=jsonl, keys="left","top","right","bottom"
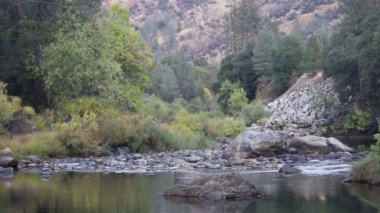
{"left": 289, "top": 136, "right": 329, "bottom": 154}
{"left": 0, "top": 148, "right": 18, "bottom": 168}
{"left": 279, "top": 166, "right": 301, "bottom": 174}
{"left": 327, "top": 137, "right": 354, "bottom": 153}
{"left": 228, "top": 129, "right": 283, "bottom": 159}
{"left": 164, "top": 173, "right": 259, "bottom": 200}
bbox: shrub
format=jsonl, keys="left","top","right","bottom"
{"left": 58, "top": 112, "right": 103, "bottom": 157}
{"left": 228, "top": 87, "right": 248, "bottom": 117}
{"left": 98, "top": 114, "right": 147, "bottom": 150}
{"left": 352, "top": 155, "right": 380, "bottom": 181}
{"left": 134, "top": 122, "right": 184, "bottom": 152}
{"left": 0, "top": 83, "right": 13, "bottom": 134}
{"left": 58, "top": 97, "right": 117, "bottom": 122}
{"left": 372, "top": 118, "right": 380, "bottom": 155}
{"left": 344, "top": 104, "right": 371, "bottom": 132}
{"left": 0, "top": 132, "right": 67, "bottom": 158}
{"left": 240, "top": 100, "right": 270, "bottom": 126}
{"left": 203, "top": 117, "right": 244, "bottom": 139}
{"left": 143, "top": 95, "right": 173, "bottom": 123}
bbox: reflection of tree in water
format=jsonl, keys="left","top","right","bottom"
{"left": 0, "top": 172, "right": 379, "bottom": 213}
{"left": 348, "top": 184, "right": 380, "bottom": 212}
{"left": 242, "top": 174, "right": 378, "bottom": 213}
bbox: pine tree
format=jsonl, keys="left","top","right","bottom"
{"left": 300, "top": 35, "right": 323, "bottom": 73}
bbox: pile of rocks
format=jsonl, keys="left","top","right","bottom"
{"left": 16, "top": 146, "right": 364, "bottom": 176}
{"left": 265, "top": 72, "right": 341, "bottom": 131}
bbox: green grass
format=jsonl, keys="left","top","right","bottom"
{"left": 0, "top": 132, "right": 68, "bottom": 158}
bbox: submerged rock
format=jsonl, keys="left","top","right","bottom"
{"left": 279, "top": 166, "right": 301, "bottom": 175}
{"left": 163, "top": 173, "right": 260, "bottom": 200}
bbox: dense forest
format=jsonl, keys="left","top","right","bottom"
{"left": 0, "top": 0, "right": 379, "bottom": 169}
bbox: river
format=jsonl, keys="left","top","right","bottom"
{"left": 0, "top": 170, "right": 379, "bottom": 213}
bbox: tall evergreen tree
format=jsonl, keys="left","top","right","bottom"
{"left": 325, "top": 0, "right": 380, "bottom": 109}
{"left": 300, "top": 35, "right": 323, "bottom": 73}
{"left": 272, "top": 36, "right": 303, "bottom": 94}
{"left": 252, "top": 24, "right": 279, "bottom": 79}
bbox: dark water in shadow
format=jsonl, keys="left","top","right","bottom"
{"left": 0, "top": 172, "right": 379, "bottom": 213}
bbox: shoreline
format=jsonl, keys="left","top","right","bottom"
{"left": 14, "top": 149, "right": 366, "bottom": 177}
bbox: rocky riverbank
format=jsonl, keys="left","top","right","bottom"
{"left": 11, "top": 148, "right": 364, "bottom": 177}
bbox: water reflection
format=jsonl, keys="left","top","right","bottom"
{"left": 0, "top": 172, "right": 378, "bottom": 213}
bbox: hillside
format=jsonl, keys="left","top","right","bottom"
{"left": 105, "top": 0, "right": 341, "bottom": 63}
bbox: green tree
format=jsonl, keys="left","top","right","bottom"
{"left": 228, "top": 87, "right": 248, "bottom": 117}
{"left": 300, "top": 35, "right": 323, "bottom": 73}
{"left": 150, "top": 63, "right": 181, "bottom": 102}
{"left": 217, "top": 46, "right": 257, "bottom": 100}
{"left": 0, "top": 0, "right": 101, "bottom": 110}
{"left": 217, "top": 80, "right": 245, "bottom": 115}
{"left": 161, "top": 53, "right": 200, "bottom": 100}
{"left": 39, "top": 4, "right": 152, "bottom": 111}
{"left": 325, "top": 0, "right": 380, "bottom": 109}
{"left": 224, "top": 0, "right": 260, "bottom": 52}
{"left": 252, "top": 24, "right": 279, "bottom": 79}
{"left": 272, "top": 35, "right": 303, "bottom": 94}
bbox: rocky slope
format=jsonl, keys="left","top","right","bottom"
{"left": 222, "top": 72, "right": 353, "bottom": 161}
{"left": 265, "top": 72, "right": 342, "bottom": 131}
{"left": 104, "top": 0, "right": 342, "bottom": 63}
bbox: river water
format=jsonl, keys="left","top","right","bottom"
{"left": 0, "top": 171, "right": 379, "bottom": 213}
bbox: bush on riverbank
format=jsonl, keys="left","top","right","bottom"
{"left": 53, "top": 96, "right": 244, "bottom": 157}
{"left": 0, "top": 132, "right": 67, "bottom": 158}
{"left": 239, "top": 100, "right": 270, "bottom": 126}
{"left": 352, "top": 119, "right": 380, "bottom": 184}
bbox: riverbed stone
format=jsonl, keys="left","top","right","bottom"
{"left": 134, "top": 159, "right": 147, "bottom": 167}
{"left": 186, "top": 156, "right": 203, "bottom": 163}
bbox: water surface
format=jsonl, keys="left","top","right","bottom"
{"left": 0, "top": 172, "right": 379, "bottom": 213}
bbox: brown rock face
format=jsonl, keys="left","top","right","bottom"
{"left": 164, "top": 173, "right": 259, "bottom": 200}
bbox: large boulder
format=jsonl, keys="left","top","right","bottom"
{"left": 164, "top": 173, "right": 259, "bottom": 200}
{"left": 226, "top": 129, "right": 283, "bottom": 160}
{"left": 327, "top": 137, "right": 354, "bottom": 152}
{"left": 289, "top": 136, "right": 354, "bottom": 154}
{"left": 0, "top": 148, "right": 18, "bottom": 168}
{"left": 289, "top": 136, "right": 329, "bottom": 154}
